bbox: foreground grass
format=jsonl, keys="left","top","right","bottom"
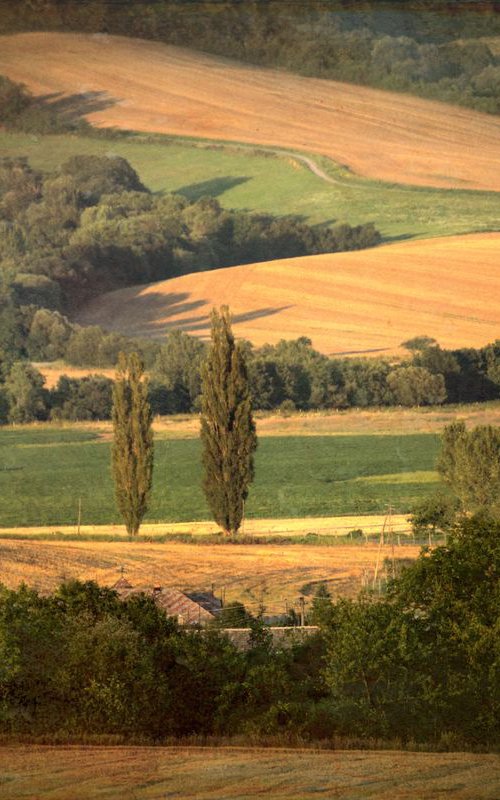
{"left": 0, "top": 429, "right": 440, "bottom": 527}
{"left": 0, "top": 745, "right": 498, "bottom": 800}
{"left": 1, "top": 131, "right": 499, "bottom": 240}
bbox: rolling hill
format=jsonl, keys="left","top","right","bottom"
{"left": 76, "top": 233, "right": 500, "bottom": 356}
{"left": 1, "top": 32, "right": 500, "bottom": 191}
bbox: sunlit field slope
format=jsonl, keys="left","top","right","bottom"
{"left": 1, "top": 746, "right": 499, "bottom": 800}
{"left": 2, "top": 32, "right": 500, "bottom": 190}
{"left": 77, "top": 233, "right": 500, "bottom": 356}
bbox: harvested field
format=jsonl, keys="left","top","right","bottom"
{"left": 0, "top": 538, "right": 422, "bottom": 613}
{"left": 2, "top": 32, "right": 500, "bottom": 191}
{"left": 76, "top": 233, "right": 500, "bottom": 356}
{"left": 1, "top": 745, "right": 499, "bottom": 800}
{"left": 0, "top": 513, "right": 408, "bottom": 540}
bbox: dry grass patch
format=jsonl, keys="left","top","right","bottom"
{"left": 6, "top": 402, "right": 500, "bottom": 441}
{"left": 253, "top": 404, "right": 500, "bottom": 437}
{"left": 76, "top": 233, "right": 500, "bottom": 356}
{"left": 34, "top": 362, "right": 116, "bottom": 389}
{"left": 2, "top": 32, "right": 500, "bottom": 190}
{"left": 0, "top": 745, "right": 499, "bottom": 800}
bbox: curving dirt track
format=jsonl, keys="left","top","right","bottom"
{"left": 2, "top": 32, "right": 500, "bottom": 190}
{"left": 76, "top": 233, "right": 500, "bottom": 356}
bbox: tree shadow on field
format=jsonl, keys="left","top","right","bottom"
{"left": 34, "top": 90, "right": 119, "bottom": 123}
{"left": 330, "top": 347, "right": 389, "bottom": 356}
{"left": 382, "top": 232, "right": 417, "bottom": 244}
{"left": 127, "top": 290, "right": 291, "bottom": 339}
{"left": 177, "top": 176, "right": 250, "bottom": 202}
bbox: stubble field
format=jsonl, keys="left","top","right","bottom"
{"left": 0, "top": 537, "right": 421, "bottom": 614}
{"left": 2, "top": 32, "right": 500, "bottom": 191}
{"left": 0, "top": 745, "right": 498, "bottom": 800}
{"left": 76, "top": 233, "right": 500, "bottom": 356}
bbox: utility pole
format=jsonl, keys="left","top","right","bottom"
{"left": 298, "top": 596, "right": 305, "bottom": 627}
{"left": 76, "top": 497, "right": 82, "bottom": 535}
{"left": 388, "top": 504, "right": 396, "bottom": 577}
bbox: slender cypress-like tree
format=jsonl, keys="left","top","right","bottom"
{"left": 201, "top": 306, "right": 257, "bottom": 535}
{"left": 111, "top": 351, "right": 154, "bottom": 535}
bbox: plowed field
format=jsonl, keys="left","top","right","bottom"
{"left": 2, "top": 32, "right": 500, "bottom": 190}
{"left": 76, "top": 233, "right": 500, "bottom": 356}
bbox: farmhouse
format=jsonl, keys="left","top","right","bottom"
{"left": 112, "top": 578, "right": 221, "bottom": 626}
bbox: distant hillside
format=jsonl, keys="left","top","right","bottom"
{"left": 2, "top": 32, "right": 500, "bottom": 190}
{"left": 76, "top": 233, "right": 500, "bottom": 357}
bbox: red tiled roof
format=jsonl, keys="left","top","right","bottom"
{"left": 114, "top": 584, "right": 216, "bottom": 625}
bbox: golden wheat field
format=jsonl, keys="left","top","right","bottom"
{"left": 1, "top": 745, "right": 499, "bottom": 800}
{"left": 2, "top": 32, "right": 500, "bottom": 191}
{"left": 76, "top": 233, "right": 500, "bottom": 356}
{"left": 0, "top": 538, "right": 419, "bottom": 614}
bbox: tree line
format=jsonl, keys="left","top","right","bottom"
{"left": 0, "top": 513, "right": 497, "bottom": 746}
{"left": 1, "top": 331, "right": 499, "bottom": 424}
{"left": 3, "top": 1, "right": 500, "bottom": 115}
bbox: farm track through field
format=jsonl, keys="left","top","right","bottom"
{"left": 2, "top": 32, "right": 500, "bottom": 191}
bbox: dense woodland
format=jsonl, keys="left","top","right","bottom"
{"left": 0, "top": 514, "right": 497, "bottom": 747}
{"left": 2, "top": 1, "right": 500, "bottom": 114}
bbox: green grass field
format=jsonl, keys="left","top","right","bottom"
{"left": 0, "top": 427, "right": 440, "bottom": 527}
{"left": 1, "top": 131, "right": 499, "bottom": 240}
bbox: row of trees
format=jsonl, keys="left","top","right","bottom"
{"left": 0, "top": 513, "right": 497, "bottom": 745}
{"left": 3, "top": 1, "right": 500, "bottom": 114}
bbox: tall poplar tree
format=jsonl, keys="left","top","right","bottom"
{"left": 201, "top": 306, "right": 257, "bottom": 535}
{"left": 111, "top": 351, "right": 154, "bottom": 535}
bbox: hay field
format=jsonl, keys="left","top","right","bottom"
{"left": 1, "top": 745, "right": 499, "bottom": 800}
{"left": 76, "top": 233, "right": 500, "bottom": 356}
{"left": 2, "top": 32, "right": 500, "bottom": 191}
{"left": 9, "top": 403, "right": 500, "bottom": 441}
{"left": 0, "top": 538, "right": 422, "bottom": 613}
